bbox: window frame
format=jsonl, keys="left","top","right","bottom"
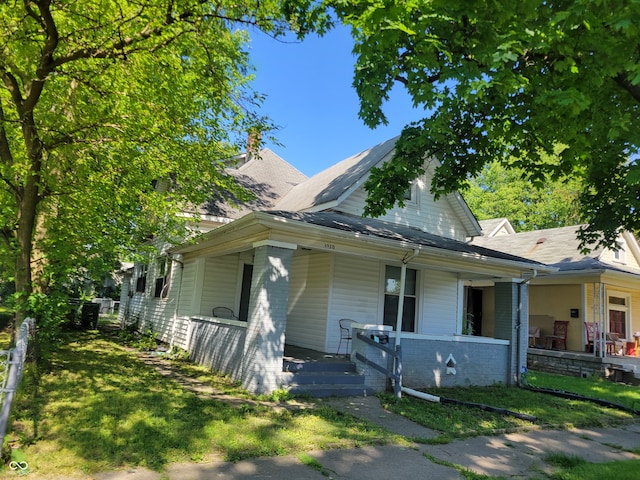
{"left": 135, "top": 264, "right": 147, "bottom": 293}
{"left": 153, "top": 256, "right": 171, "bottom": 299}
{"left": 612, "top": 242, "right": 627, "bottom": 264}
{"left": 607, "top": 291, "right": 630, "bottom": 337}
{"left": 382, "top": 265, "right": 418, "bottom": 332}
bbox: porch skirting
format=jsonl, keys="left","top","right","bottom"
{"left": 352, "top": 326, "right": 511, "bottom": 390}
{"left": 527, "top": 348, "right": 640, "bottom": 383}
{"left": 189, "top": 317, "right": 246, "bottom": 381}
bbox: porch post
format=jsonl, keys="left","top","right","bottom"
{"left": 241, "top": 241, "right": 296, "bottom": 394}
{"left": 494, "top": 279, "right": 528, "bottom": 386}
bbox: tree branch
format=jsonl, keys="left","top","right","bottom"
{"left": 615, "top": 72, "right": 640, "bottom": 103}
{"left": 22, "top": 0, "right": 59, "bottom": 112}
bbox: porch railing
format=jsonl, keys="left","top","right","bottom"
{"left": 354, "top": 332, "right": 402, "bottom": 399}
{"left": 0, "top": 318, "right": 35, "bottom": 446}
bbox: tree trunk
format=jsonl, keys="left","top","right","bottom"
{"left": 13, "top": 110, "right": 43, "bottom": 334}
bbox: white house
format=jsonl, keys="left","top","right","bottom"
{"left": 119, "top": 137, "right": 550, "bottom": 395}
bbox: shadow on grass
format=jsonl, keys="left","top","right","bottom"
{"left": 30, "top": 331, "right": 221, "bottom": 470}
{"left": 18, "top": 329, "right": 390, "bottom": 473}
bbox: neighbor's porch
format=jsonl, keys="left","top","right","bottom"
{"left": 527, "top": 347, "right": 640, "bottom": 384}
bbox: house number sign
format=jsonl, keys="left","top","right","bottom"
{"left": 323, "top": 243, "right": 336, "bottom": 250}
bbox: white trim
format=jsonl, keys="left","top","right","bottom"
{"left": 252, "top": 239, "right": 297, "bottom": 250}
{"left": 456, "top": 279, "right": 464, "bottom": 334}
{"left": 191, "top": 315, "right": 248, "bottom": 328}
{"left": 389, "top": 331, "right": 509, "bottom": 345}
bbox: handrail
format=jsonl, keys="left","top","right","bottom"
{"left": 355, "top": 332, "right": 402, "bottom": 399}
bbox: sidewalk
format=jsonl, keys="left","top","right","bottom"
{"left": 85, "top": 341, "right": 640, "bottom": 480}
{"left": 92, "top": 395, "right": 640, "bottom": 480}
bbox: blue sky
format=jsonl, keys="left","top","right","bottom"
{"left": 248, "top": 26, "right": 425, "bottom": 177}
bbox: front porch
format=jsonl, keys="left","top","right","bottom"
{"left": 527, "top": 347, "right": 640, "bottom": 384}
{"left": 282, "top": 345, "right": 374, "bottom": 397}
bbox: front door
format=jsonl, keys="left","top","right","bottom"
{"left": 238, "top": 264, "right": 253, "bottom": 321}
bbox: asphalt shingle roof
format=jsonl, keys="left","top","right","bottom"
{"left": 199, "top": 149, "right": 308, "bottom": 219}
{"left": 266, "top": 210, "right": 545, "bottom": 267}
{"left": 473, "top": 222, "right": 640, "bottom": 275}
{"left": 275, "top": 137, "right": 398, "bottom": 211}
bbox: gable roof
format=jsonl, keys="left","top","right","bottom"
{"left": 472, "top": 223, "right": 640, "bottom": 276}
{"left": 479, "top": 218, "right": 516, "bottom": 237}
{"left": 275, "top": 136, "right": 481, "bottom": 237}
{"left": 275, "top": 137, "right": 399, "bottom": 212}
{"left": 198, "top": 148, "right": 307, "bottom": 220}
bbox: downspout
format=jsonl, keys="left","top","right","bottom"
{"left": 393, "top": 248, "right": 419, "bottom": 398}
{"left": 169, "top": 253, "right": 184, "bottom": 350}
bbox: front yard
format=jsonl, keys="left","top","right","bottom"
{"left": 2, "top": 320, "right": 639, "bottom": 478}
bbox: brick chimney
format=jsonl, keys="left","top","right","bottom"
{"left": 247, "top": 128, "right": 262, "bottom": 160}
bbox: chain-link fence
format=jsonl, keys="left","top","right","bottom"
{"left": 0, "top": 318, "right": 35, "bottom": 446}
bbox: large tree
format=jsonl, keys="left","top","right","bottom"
{"left": 0, "top": 0, "right": 325, "bottom": 327}
{"left": 328, "top": 0, "right": 640, "bottom": 248}
{"left": 464, "top": 159, "right": 585, "bottom": 231}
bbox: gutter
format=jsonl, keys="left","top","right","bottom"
{"left": 255, "top": 212, "right": 554, "bottom": 274}
{"left": 171, "top": 211, "right": 552, "bottom": 276}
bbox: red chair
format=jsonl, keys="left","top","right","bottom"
{"left": 584, "top": 322, "right": 617, "bottom": 354}
{"left": 545, "top": 320, "right": 569, "bottom": 350}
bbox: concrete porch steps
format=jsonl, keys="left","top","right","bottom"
{"left": 282, "top": 356, "right": 374, "bottom": 398}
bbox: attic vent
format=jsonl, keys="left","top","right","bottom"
{"left": 536, "top": 238, "right": 546, "bottom": 244}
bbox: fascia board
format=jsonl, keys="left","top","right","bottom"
{"left": 448, "top": 190, "right": 482, "bottom": 237}
{"left": 622, "top": 231, "right": 640, "bottom": 264}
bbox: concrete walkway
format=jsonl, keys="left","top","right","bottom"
{"left": 91, "top": 395, "right": 640, "bottom": 480}
{"left": 88, "top": 345, "right": 640, "bottom": 480}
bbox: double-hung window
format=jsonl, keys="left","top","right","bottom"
{"left": 154, "top": 256, "right": 171, "bottom": 298}
{"left": 383, "top": 265, "right": 417, "bottom": 332}
{"left": 135, "top": 264, "right": 147, "bottom": 293}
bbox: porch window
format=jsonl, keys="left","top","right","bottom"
{"left": 237, "top": 264, "right": 253, "bottom": 321}
{"left": 383, "top": 266, "right": 417, "bottom": 332}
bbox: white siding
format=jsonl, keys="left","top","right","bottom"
{"left": 201, "top": 254, "right": 240, "bottom": 316}
{"left": 420, "top": 270, "right": 460, "bottom": 335}
{"left": 286, "top": 252, "right": 332, "bottom": 351}
{"left": 178, "top": 259, "right": 197, "bottom": 317}
{"left": 600, "top": 236, "right": 640, "bottom": 269}
{"left": 327, "top": 255, "right": 382, "bottom": 352}
{"left": 172, "top": 259, "right": 198, "bottom": 348}
{"left": 338, "top": 172, "right": 468, "bottom": 241}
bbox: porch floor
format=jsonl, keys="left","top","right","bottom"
{"left": 283, "top": 345, "right": 349, "bottom": 364}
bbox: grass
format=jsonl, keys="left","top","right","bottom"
{"left": 4, "top": 320, "right": 640, "bottom": 478}
{"left": 379, "top": 372, "right": 639, "bottom": 443}
{"left": 526, "top": 370, "right": 640, "bottom": 412}
{"left": 547, "top": 456, "right": 640, "bottom": 480}
{"left": 4, "top": 327, "right": 400, "bottom": 477}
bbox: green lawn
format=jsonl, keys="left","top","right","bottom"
{"left": 527, "top": 370, "right": 640, "bottom": 413}
{"left": 379, "top": 371, "right": 639, "bottom": 443}
{"left": 4, "top": 328, "right": 402, "bottom": 477}
{"left": 4, "top": 324, "right": 640, "bottom": 478}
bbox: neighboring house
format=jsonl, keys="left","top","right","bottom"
{"left": 120, "top": 138, "right": 550, "bottom": 395}
{"left": 472, "top": 219, "right": 640, "bottom": 355}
